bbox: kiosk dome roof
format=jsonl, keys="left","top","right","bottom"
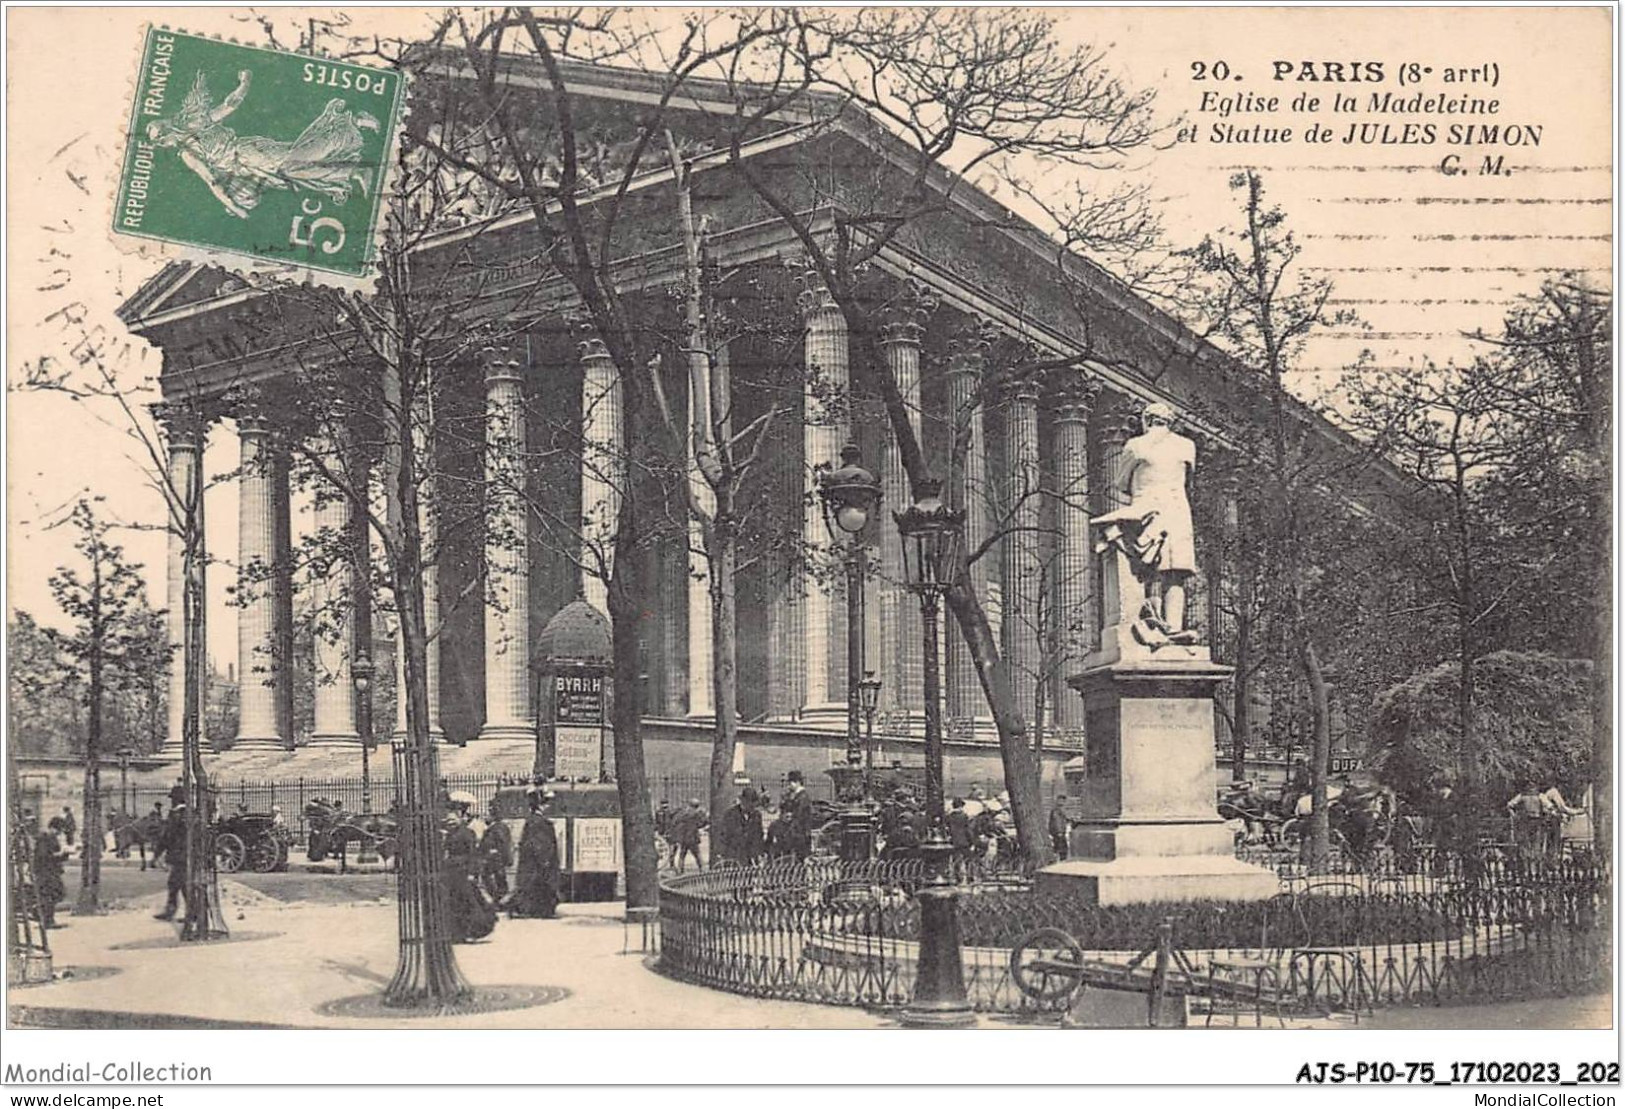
{"left": 537, "top": 597, "right": 612, "bottom": 667}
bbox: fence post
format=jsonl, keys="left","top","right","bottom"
{"left": 1149, "top": 916, "right": 1174, "bottom": 1028}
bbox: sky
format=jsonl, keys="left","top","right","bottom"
{"left": 5, "top": 5, "right": 1612, "bottom": 667}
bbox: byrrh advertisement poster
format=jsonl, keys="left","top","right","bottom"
{"left": 2, "top": 4, "right": 1615, "bottom": 1100}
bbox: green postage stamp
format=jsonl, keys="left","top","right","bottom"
{"left": 114, "top": 27, "right": 405, "bottom": 281}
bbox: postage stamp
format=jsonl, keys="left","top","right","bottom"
{"left": 113, "top": 27, "right": 405, "bottom": 281}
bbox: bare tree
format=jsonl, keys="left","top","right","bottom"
{"left": 392, "top": 7, "right": 800, "bottom": 906}
{"left": 707, "top": 7, "right": 1162, "bottom": 864}
{"left": 1186, "top": 171, "right": 1359, "bottom": 866}
{"left": 22, "top": 331, "right": 226, "bottom": 939}
{"left": 45, "top": 499, "right": 153, "bottom": 914}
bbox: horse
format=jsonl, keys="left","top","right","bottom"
{"left": 304, "top": 798, "right": 396, "bottom": 874}
{"left": 109, "top": 809, "right": 164, "bottom": 870}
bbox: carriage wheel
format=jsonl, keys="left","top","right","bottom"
{"left": 1010, "top": 927, "right": 1088, "bottom": 1003}
{"left": 215, "top": 832, "right": 246, "bottom": 874}
{"left": 247, "top": 837, "right": 280, "bottom": 873}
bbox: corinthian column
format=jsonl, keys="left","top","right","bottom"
{"left": 943, "top": 323, "right": 995, "bottom": 728}
{"left": 234, "top": 411, "right": 283, "bottom": 750}
{"left": 308, "top": 432, "right": 358, "bottom": 748}
{"left": 878, "top": 289, "right": 934, "bottom": 721}
{"left": 158, "top": 407, "right": 205, "bottom": 763}
{"left": 798, "top": 271, "right": 849, "bottom": 717}
{"left": 687, "top": 342, "right": 719, "bottom": 719}
{"left": 1051, "top": 373, "right": 1102, "bottom": 732}
{"left": 479, "top": 342, "right": 532, "bottom": 741}
{"left": 1000, "top": 373, "right": 1043, "bottom": 713}
{"left": 579, "top": 336, "right": 623, "bottom": 614}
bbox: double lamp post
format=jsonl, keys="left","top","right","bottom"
{"left": 818, "top": 442, "right": 884, "bottom": 861}
{"left": 823, "top": 444, "right": 973, "bottom": 1027}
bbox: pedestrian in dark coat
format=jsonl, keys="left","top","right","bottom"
{"left": 715, "top": 788, "right": 765, "bottom": 866}
{"left": 1048, "top": 801, "right": 1071, "bottom": 860}
{"left": 780, "top": 771, "right": 814, "bottom": 861}
{"left": 443, "top": 812, "right": 496, "bottom": 942}
{"left": 511, "top": 790, "right": 561, "bottom": 918}
{"left": 946, "top": 799, "right": 974, "bottom": 878}
{"left": 671, "top": 799, "right": 708, "bottom": 873}
{"left": 153, "top": 787, "right": 190, "bottom": 922}
{"left": 479, "top": 800, "right": 514, "bottom": 905}
{"left": 58, "top": 807, "right": 77, "bottom": 848}
{"left": 33, "top": 819, "right": 67, "bottom": 928}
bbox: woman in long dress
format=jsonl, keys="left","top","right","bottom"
{"left": 442, "top": 812, "right": 496, "bottom": 943}
{"left": 510, "top": 791, "right": 560, "bottom": 919}
{"left": 146, "top": 69, "right": 379, "bottom": 219}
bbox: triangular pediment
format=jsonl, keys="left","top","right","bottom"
{"left": 117, "top": 262, "right": 256, "bottom": 328}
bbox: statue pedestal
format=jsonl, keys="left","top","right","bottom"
{"left": 1037, "top": 647, "right": 1276, "bottom": 906}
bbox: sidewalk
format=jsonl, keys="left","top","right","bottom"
{"left": 8, "top": 882, "right": 891, "bottom": 1030}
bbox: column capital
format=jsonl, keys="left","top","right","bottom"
{"left": 797, "top": 277, "right": 840, "bottom": 321}
{"left": 237, "top": 409, "right": 272, "bottom": 439}
{"left": 577, "top": 335, "right": 612, "bottom": 364}
{"left": 1097, "top": 390, "right": 1145, "bottom": 445}
{"left": 945, "top": 319, "right": 998, "bottom": 377}
{"left": 154, "top": 403, "right": 207, "bottom": 449}
{"left": 1000, "top": 370, "right": 1044, "bottom": 406}
{"left": 1052, "top": 372, "right": 1104, "bottom": 424}
{"left": 879, "top": 280, "right": 938, "bottom": 349}
{"left": 482, "top": 342, "right": 524, "bottom": 387}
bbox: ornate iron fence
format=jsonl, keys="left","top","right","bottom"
{"left": 657, "top": 853, "right": 1611, "bottom": 1019}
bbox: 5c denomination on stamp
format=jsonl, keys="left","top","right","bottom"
{"left": 114, "top": 27, "right": 405, "bottom": 281}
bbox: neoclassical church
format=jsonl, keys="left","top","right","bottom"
{"left": 117, "top": 55, "right": 1398, "bottom": 792}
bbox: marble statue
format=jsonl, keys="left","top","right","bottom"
{"left": 1091, "top": 402, "right": 1199, "bottom": 646}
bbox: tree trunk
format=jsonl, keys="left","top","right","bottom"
{"left": 77, "top": 561, "right": 104, "bottom": 915}
{"left": 706, "top": 527, "right": 740, "bottom": 832}
{"left": 380, "top": 348, "right": 468, "bottom": 1007}
{"left": 1299, "top": 617, "right": 1332, "bottom": 868}
{"left": 1232, "top": 616, "right": 1252, "bottom": 783}
{"left": 944, "top": 580, "right": 1054, "bottom": 866}
{"left": 1589, "top": 493, "right": 1611, "bottom": 861}
{"left": 179, "top": 464, "right": 226, "bottom": 942}
{"left": 609, "top": 528, "right": 659, "bottom": 909}
{"left": 848, "top": 299, "right": 1052, "bottom": 866}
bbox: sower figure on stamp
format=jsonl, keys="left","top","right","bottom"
{"left": 1091, "top": 402, "right": 1200, "bottom": 647}
{"left": 146, "top": 70, "right": 379, "bottom": 220}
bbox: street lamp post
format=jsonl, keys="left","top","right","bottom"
{"left": 858, "top": 672, "right": 882, "bottom": 796}
{"left": 352, "top": 653, "right": 378, "bottom": 864}
{"left": 115, "top": 749, "right": 133, "bottom": 819}
{"left": 894, "top": 476, "right": 974, "bottom": 1028}
{"left": 819, "top": 442, "right": 882, "bottom": 861}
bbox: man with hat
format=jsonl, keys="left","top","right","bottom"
{"left": 670, "top": 798, "right": 708, "bottom": 873}
{"left": 713, "top": 787, "right": 765, "bottom": 867}
{"left": 511, "top": 786, "right": 561, "bottom": 918}
{"left": 152, "top": 785, "right": 191, "bottom": 922}
{"left": 479, "top": 796, "right": 514, "bottom": 905}
{"left": 780, "top": 770, "right": 814, "bottom": 861}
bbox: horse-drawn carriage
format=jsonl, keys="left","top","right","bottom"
{"left": 213, "top": 811, "right": 293, "bottom": 873}
{"left": 1219, "top": 778, "right": 1406, "bottom": 866}
{"left": 303, "top": 799, "right": 397, "bottom": 872}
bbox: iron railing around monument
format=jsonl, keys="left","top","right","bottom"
{"left": 657, "top": 853, "right": 1611, "bottom": 1018}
